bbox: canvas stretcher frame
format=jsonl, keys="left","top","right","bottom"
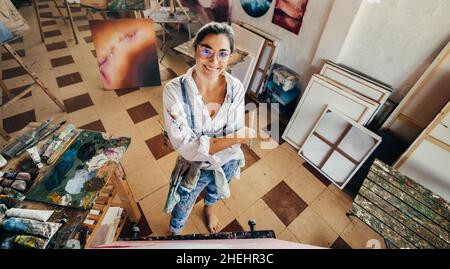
{"left": 282, "top": 74, "right": 379, "bottom": 149}
{"left": 394, "top": 101, "right": 450, "bottom": 201}
{"left": 299, "top": 106, "right": 382, "bottom": 189}
{"left": 239, "top": 23, "right": 280, "bottom": 98}
{"left": 320, "top": 61, "right": 392, "bottom": 122}
{"left": 231, "top": 23, "right": 265, "bottom": 92}
{"left": 381, "top": 41, "right": 450, "bottom": 144}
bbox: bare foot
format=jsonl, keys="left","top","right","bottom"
{"left": 204, "top": 205, "right": 220, "bottom": 233}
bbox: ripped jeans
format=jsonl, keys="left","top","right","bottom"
{"left": 169, "top": 159, "right": 241, "bottom": 234}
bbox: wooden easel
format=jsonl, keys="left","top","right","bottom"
{"left": 1, "top": 43, "right": 66, "bottom": 140}
{"left": 32, "top": 0, "right": 79, "bottom": 44}
{"left": 159, "top": 0, "right": 191, "bottom": 22}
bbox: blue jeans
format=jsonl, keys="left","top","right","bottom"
{"left": 169, "top": 159, "right": 241, "bottom": 234}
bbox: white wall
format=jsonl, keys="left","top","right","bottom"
{"left": 336, "top": 0, "right": 450, "bottom": 101}
{"left": 232, "top": 0, "right": 450, "bottom": 102}
{"left": 231, "top": 0, "right": 334, "bottom": 84}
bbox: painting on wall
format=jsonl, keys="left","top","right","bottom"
{"left": 241, "top": 0, "right": 273, "bottom": 18}
{"left": 179, "top": 0, "right": 231, "bottom": 24}
{"left": 26, "top": 130, "right": 131, "bottom": 210}
{"left": 272, "top": 0, "right": 308, "bottom": 35}
{"left": 90, "top": 19, "right": 161, "bottom": 90}
{"left": 0, "top": 0, "right": 30, "bottom": 43}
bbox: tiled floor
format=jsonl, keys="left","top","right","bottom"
{"left": 0, "top": 3, "right": 386, "bottom": 249}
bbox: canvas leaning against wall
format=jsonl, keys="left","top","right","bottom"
{"left": 241, "top": 0, "right": 273, "bottom": 18}
{"left": 272, "top": 0, "right": 308, "bottom": 35}
{"left": 90, "top": 19, "right": 161, "bottom": 90}
{"left": 180, "top": 0, "right": 231, "bottom": 24}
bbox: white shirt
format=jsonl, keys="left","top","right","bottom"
{"left": 163, "top": 66, "right": 245, "bottom": 169}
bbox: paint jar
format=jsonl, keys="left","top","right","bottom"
{"left": 26, "top": 146, "right": 43, "bottom": 169}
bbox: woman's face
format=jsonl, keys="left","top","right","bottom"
{"left": 194, "top": 34, "right": 231, "bottom": 80}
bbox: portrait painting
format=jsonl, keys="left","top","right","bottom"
{"left": 272, "top": 0, "right": 308, "bottom": 34}
{"left": 180, "top": 0, "right": 231, "bottom": 24}
{"left": 90, "top": 19, "right": 161, "bottom": 90}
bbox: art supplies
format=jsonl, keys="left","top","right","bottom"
{"left": 27, "top": 147, "right": 43, "bottom": 169}
{"left": 2, "top": 217, "right": 62, "bottom": 239}
{"left": 0, "top": 154, "right": 6, "bottom": 168}
{"left": 0, "top": 119, "right": 53, "bottom": 159}
{"left": 16, "top": 121, "right": 67, "bottom": 157}
{"left": 42, "top": 124, "right": 75, "bottom": 163}
{"left": 6, "top": 208, "right": 54, "bottom": 222}
{"left": 46, "top": 129, "right": 81, "bottom": 165}
{"left": 26, "top": 130, "right": 131, "bottom": 209}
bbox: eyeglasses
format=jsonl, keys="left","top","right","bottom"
{"left": 198, "top": 45, "right": 230, "bottom": 62}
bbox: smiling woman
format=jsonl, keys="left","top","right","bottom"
{"left": 89, "top": 19, "right": 161, "bottom": 90}
{"left": 162, "top": 22, "right": 256, "bottom": 236}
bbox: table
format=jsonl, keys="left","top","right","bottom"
{"left": 348, "top": 159, "right": 450, "bottom": 249}
{"left": 0, "top": 122, "right": 141, "bottom": 248}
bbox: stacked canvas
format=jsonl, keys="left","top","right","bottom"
{"left": 283, "top": 61, "right": 392, "bottom": 188}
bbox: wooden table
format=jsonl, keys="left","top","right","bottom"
{"left": 348, "top": 159, "right": 450, "bottom": 249}
{"left": 0, "top": 122, "right": 141, "bottom": 248}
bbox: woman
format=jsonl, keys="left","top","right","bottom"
{"left": 163, "top": 22, "right": 253, "bottom": 234}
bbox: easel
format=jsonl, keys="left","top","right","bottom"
{"left": 159, "top": 0, "right": 191, "bottom": 22}
{"left": 1, "top": 42, "right": 66, "bottom": 140}
{"left": 32, "top": 0, "right": 79, "bottom": 44}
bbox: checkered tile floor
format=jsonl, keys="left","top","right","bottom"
{"left": 0, "top": 2, "right": 386, "bottom": 248}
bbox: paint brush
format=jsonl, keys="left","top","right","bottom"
{"left": 15, "top": 121, "right": 67, "bottom": 157}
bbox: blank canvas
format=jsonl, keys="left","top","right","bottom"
{"left": 299, "top": 107, "right": 381, "bottom": 189}
{"left": 231, "top": 23, "right": 265, "bottom": 91}
{"left": 320, "top": 61, "right": 391, "bottom": 103}
{"left": 283, "top": 74, "right": 378, "bottom": 149}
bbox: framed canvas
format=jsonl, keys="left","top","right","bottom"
{"left": 299, "top": 106, "right": 381, "bottom": 189}
{"left": 230, "top": 23, "right": 265, "bottom": 92}
{"left": 90, "top": 19, "right": 161, "bottom": 90}
{"left": 241, "top": 0, "right": 273, "bottom": 18}
{"left": 382, "top": 41, "right": 450, "bottom": 144}
{"left": 180, "top": 0, "right": 231, "bottom": 24}
{"left": 272, "top": 0, "right": 308, "bottom": 34}
{"left": 282, "top": 74, "right": 378, "bottom": 149}
{"left": 320, "top": 61, "right": 392, "bottom": 104}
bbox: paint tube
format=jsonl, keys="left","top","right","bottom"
{"left": 42, "top": 124, "right": 75, "bottom": 163}
{"left": 0, "top": 154, "right": 7, "bottom": 168}
{"left": 26, "top": 146, "right": 43, "bottom": 169}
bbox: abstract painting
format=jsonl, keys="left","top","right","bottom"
{"left": 272, "top": 0, "right": 308, "bottom": 34}
{"left": 26, "top": 130, "right": 131, "bottom": 210}
{"left": 241, "top": 0, "right": 273, "bottom": 18}
{"left": 0, "top": 0, "right": 30, "bottom": 43}
{"left": 90, "top": 19, "right": 161, "bottom": 90}
{"left": 180, "top": 0, "right": 231, "bottom": 24}
{"left": 107, "top": 0, "right": 146, "bottom": 10}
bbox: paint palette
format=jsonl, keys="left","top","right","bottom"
{"left": 26, "top": 130, "right": 131, "bottom": 210}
